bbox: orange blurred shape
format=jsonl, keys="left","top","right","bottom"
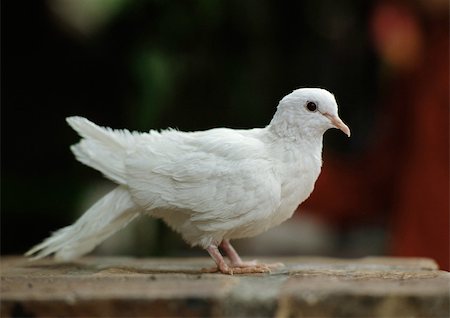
{"left": 371, "top": 3, "right": 423, "bottom": 71}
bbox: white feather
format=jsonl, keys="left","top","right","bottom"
{"left": 67, "top": 116, "right": 139, "bottom": 184}
{"left": 26, "top": 186, "right": 138, "bottom": 261}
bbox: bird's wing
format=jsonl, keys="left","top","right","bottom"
{"left": 125, "top": 128, "right": 281, "bottom": 231}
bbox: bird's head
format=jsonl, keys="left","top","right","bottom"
{"left": 269, "top": 88, "right": 350, "bottom": 139}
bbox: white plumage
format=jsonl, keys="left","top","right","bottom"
{"left": 26, "top": 88, "right": 350, "bottom": 274}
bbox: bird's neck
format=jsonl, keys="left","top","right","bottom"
{"left": 267, "top": 112, "right": 326, "bottom": 146}
{"left": 262, "top": 126, "right": 323, "bottom": 165}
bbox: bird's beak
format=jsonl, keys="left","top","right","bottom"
{"left": 323, "top": 113, "right": 351, "bottom": 137}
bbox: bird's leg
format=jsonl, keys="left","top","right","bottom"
{"left": 203, "top": 244, "right": 274, "bottom": 275}
{"left": 205, "top": 244, "right": 233, "bottom": 274}
{"left": 219, "top": 239, "right": 257, "bottom": 267}
{"left": 220, "top": 239, "right": 285, "bottom": 272}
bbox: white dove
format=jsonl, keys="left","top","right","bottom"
{"left": 26, "top": 88, "right": 350, "bottom": 274}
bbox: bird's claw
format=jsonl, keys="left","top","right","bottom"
{"left": 229, "top": 264, "right": 271, "bottom": 274}
{"left": 202, "top": 262, "right": 284, "bottom": 275}
{"left": 231, "top": 259, "right": 258, "bottom": 267}
{"left": 232, "top": 260, "right": 284, "bottom": 270}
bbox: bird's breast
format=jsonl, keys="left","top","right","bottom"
{"left": 270, "top": 151, "right": 322, "bottom": 227}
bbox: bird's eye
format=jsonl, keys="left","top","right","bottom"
{"left": 306, "top": 101, "right": 317, "bottom": 112}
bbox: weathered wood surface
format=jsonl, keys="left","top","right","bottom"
{"left": 1, "top": 256, "right": 449, "bottom": 317}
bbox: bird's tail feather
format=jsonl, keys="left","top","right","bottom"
{"left": 66, "top": 116, "right": 138, "bottom": 184}
{"left": 25, "top": 186, "right": 140, "bottom": 261}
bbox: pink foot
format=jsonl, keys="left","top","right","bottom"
{"left": 202, "top": 262, "right": 284, "bottom": 274}
{"left": 220, "top": 239, "right": 284, "bottom": 271}
{"left": 205, "top": 242, "right": 284, "bottom": 275}
{"left": 232, "top": 259, "right": 258, "bottom": 267}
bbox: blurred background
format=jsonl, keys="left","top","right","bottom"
{"left": 2, "top": 0, "right": 448, "bottom": 270}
